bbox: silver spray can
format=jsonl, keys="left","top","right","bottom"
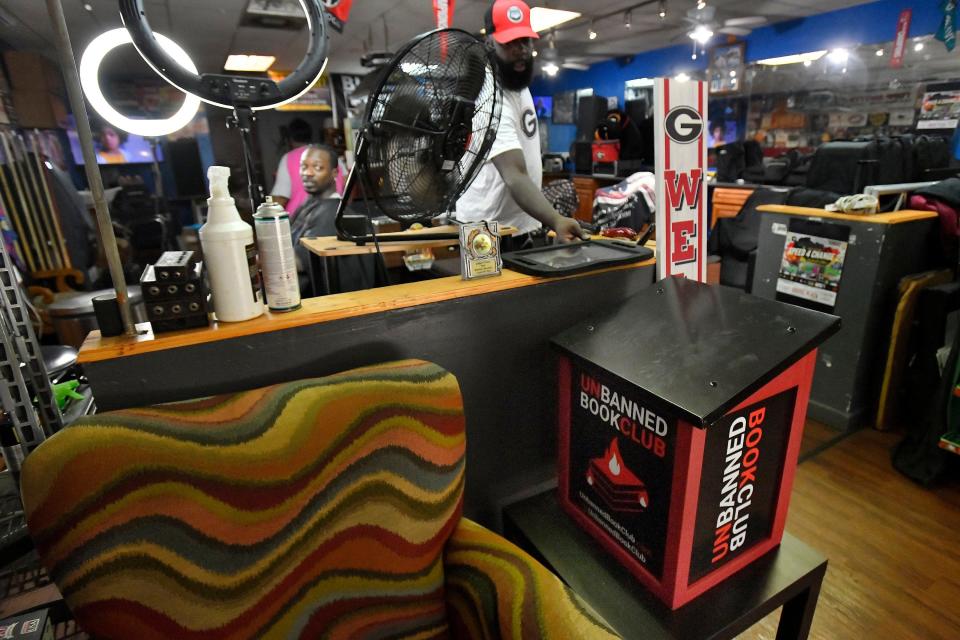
{"left": 254, "top": 197, "right": 301, "bottom": 312}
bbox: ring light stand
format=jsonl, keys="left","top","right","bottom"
{"left": 118, "top": 0, "right": 330, "bottom": 208}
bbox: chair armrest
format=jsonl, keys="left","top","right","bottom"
{"left": 443, "top": 518, "right": 620, "bottom": 639}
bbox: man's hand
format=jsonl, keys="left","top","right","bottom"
{"left": 551, "top": 216, "right": 589, "bottom": 244}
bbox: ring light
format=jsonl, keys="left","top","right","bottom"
{"left": 80, "top": 28, "right": 201, "bottom": 137}
{"left": 118, "top": 0, "right": 329, "bottom": 111}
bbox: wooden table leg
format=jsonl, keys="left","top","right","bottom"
{"left": 776, "top": 563, "right": 826, "bottom": 640}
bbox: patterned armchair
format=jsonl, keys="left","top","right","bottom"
{"left": 21, "top": 360, "right": 619, "bottom": 639}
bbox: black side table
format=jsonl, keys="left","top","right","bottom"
{"left": 503, "top": 490, "right": 827, "bottom": 640}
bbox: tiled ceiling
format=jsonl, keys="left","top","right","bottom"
{"left": 0, "top": 0, "right": 877, "bottom": 79}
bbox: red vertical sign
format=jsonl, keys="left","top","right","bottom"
{"left": 433, "top": 0, "right": 457, "bottom": 29}
{"left": 653, "top": 78, "right": 708, "bottom": 282}
{"left": 890, "top": 9, "right": 912, "bottom": 69}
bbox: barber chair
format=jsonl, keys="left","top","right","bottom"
{"left": 20, "top": 360, "right": 620, "bottom": 639}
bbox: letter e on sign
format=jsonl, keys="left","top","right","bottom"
{"left": 671, "top": 220, "right": 697, "bottom": 265}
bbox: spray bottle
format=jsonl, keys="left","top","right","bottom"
{"left": 200, "top": 166, "right": 264, "bottom": 322}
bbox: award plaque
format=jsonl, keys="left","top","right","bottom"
{"left": 459, "top": 222, "right": 502, "bottom": 280}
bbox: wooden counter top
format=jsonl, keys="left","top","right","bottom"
{"left": 757, "top": 205, "right": 937, "bottom": 225}
{"left": 79, "top": 255, "right": 656, "bottom": 364}
{"left": 302, "top": 224, "right": 518, "bottom": 257}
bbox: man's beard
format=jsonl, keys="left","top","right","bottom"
{"left": 497, "top": 55, "right": 535, "bottom": 91}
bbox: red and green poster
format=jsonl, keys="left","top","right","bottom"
{"left": 776, "top": 219, "right": 849, "bottom": 312}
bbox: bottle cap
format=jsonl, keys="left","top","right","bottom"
{"left": 207, "top": 166, "right": 231, "bottom": 198}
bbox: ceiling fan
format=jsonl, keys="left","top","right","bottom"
{"left": 683, "top": 5, "right": 767, "bottom": 40}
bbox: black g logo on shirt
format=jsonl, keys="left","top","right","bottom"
{"left": 522, "top": 108, "right": 537, "bottom": 139}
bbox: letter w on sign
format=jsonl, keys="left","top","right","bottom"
{"left": 654, "top": 78, "right": 708, "bottom": 281}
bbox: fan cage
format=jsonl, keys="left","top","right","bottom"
{"left": 359, "top": 28, "right": 502, "bottom": 224}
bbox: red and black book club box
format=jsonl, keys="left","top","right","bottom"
{"left": 552, "top": 277, "right": 839, "bottom": 609}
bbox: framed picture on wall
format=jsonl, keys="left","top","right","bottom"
{"left": 709, "top": 43, "right": 745, "bottom": 95}
{"left": 554, "top": 90, "right": 576, "bottom": 124}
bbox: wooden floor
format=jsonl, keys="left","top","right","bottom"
{"left": 738, "top": 427, "right": 960, "bottom": 639}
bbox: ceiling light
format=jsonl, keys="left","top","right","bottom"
{"left": 689, "top": 25, "right": 713, "bottom": 44}
{"left": 697, "top": 1, "right": 706, "bottom": 9}
{"left": 80, "top": 28, "right": 200, "bottom": 138}
{"left": 675, "top": 72, "right": 691, "bottom": 83}
{"left": 532, "top": 50, "right": 538, "bottom": 57}
{"left": 625, "top": 10, "right": 632, "bottom": 29}
{"left": 842, "top": 67, "right": 847, "bottom": 74}
{"left": 729, "top": 70, "right": 736, "bottom": 77}
{"left": 530, "top": 7, "right": 581, "bottom": 32}
{"left": 83, "top": 3, "right": 93, "bottom": 11}
{"left": 224, "top": 54, "right": 276, "bottom": 72}
{"left": 875, "top": 48, "right": 884, "bottom": 57}
{"left": 542, "top": 62, "right": 560, "bottom": 77}
{"left": 757, "top": 51, "right": 826, "bottom": 66}
{"left": 803, "top": 60, "right": 812, "bottom": 67}
{"left": 914, "top": 42, "right": 925, "bottom": 52}
{"left": 588, "top": 20, "right": 597, "bottom": 40}
{"left": 659, "top": 0, "right": 667, "bottom": 19}
{"left": 827, "top": 48, "right": 849, "bottom": 64}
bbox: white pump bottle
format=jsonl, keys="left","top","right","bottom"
{"left": 199, "top": 166, "right": 264, "bottom": 322}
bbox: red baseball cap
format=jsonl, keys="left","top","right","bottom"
{"left": 485, "top": 0, "right": 540, "bottom": 44}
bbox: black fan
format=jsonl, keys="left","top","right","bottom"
{"left": 336, "top": 29, "right": 502, "bottom": 243}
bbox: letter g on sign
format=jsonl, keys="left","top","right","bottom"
{"left": 665, "top": 106, "right": 703, "bottom": 144}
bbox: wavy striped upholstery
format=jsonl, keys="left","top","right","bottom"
{"left": 22, "top": 359, "right": 620, "bottom": 639}
{"left": 22, "top": 360, "right": 465, "bottom": 639}
{"left": 445, "top": 519, "right": 620, "bottom": 639}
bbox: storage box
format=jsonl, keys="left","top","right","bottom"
{"left": 553, "top": 277, "right": 839, "bottom": 608}
{"left": 592, "top": 140, "right": 620, "bottom": 163}
{"left": 2, "top": 52, "right": 62, "bottom": 94}
{"left": 10, "top": 90, "right": 66, "bottom": 129}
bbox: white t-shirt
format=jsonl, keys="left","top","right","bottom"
{"left": 455, "top": 87, "right": 543, "bottom": 234}
{"left": 270, "top": 150, "right": 294, "bottom": 198}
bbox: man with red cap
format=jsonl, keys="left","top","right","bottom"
{"left": 456, "top": 0, "right": 586, "bottom": 246}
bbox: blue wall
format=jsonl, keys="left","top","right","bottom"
{"left": 533, "top": 0, "right": 945, "bottom": 153}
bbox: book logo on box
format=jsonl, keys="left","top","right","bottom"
{"left": 569, "top": 363, "right": 677, "bottom": 579}
{"left": 586, "top": 438, "right": 650, "bottom": 513}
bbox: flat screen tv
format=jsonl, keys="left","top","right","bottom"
{"left": 533, "top": 96, "right": 553, "bottom": 119}
{"left": 65, "top": 116, "right": 163, "bottom": 165}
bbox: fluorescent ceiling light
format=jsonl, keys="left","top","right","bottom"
{"left": 530, "top": 7, "right": 581, "bottom": 32}
{"left": 80, "top": 28, "right": 201, "bottom": 138}
{"left": 224, "top": 54, "right": 276, "bottom": 72}
{"left": 757, "top": 51, "right": 826, "bottom": 66}
{"left": 827, "top": 48, "right": 849, "bottom": 64}
{"left": 689, "top": 25, "right": 713, "bottom": 44}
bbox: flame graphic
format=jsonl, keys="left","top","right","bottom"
{"left": 608, "top": 451, "right": 622, "bottom": 476}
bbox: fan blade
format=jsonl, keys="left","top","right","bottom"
{"left": 454, "top": 45, "right": 489, "bottom": 105}
{"left": 379, "top": 92, "right": 433, "bottom": 131}
{"left": 686, "top": 5, "right": 716, "bottom": 21}
{"left": 724, "top": 16, "right": 767, "bottom": 27}
{"left": 718, "top": 26, "right": 752, "bottom": 36}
